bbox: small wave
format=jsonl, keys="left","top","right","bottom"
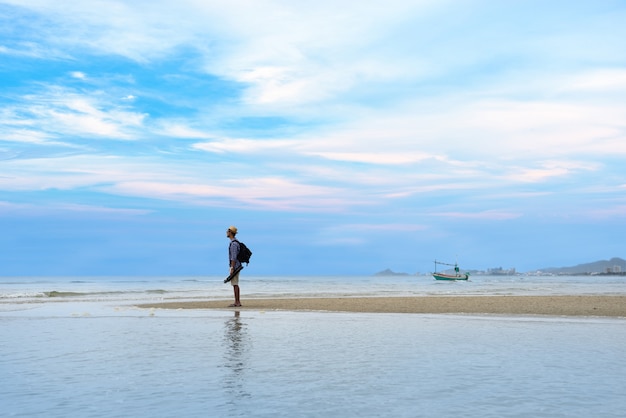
{"left": 43, "top": 291, "right": 85, "bottom": 298}
{"left": 41, "top": 290, "right": 123, "bottom": 298}
{"left": 40, "top": 289, "right": 171, "bottom": 298}
{"left": 0, "top": 292, "right": 47, "bottom": 299}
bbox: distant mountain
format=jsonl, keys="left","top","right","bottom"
{"left": 539, "top": 257, "right": 625, "bottom": 274}
{"left": 374, "top": 268, "right": 410, "bottom": 276}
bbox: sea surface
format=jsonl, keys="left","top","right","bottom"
{"left": 2, "top": 275, "right": 625, "bottom": 417}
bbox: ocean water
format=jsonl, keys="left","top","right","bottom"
{"left": 2, "top": 275, "right": 626, "bottom": 417}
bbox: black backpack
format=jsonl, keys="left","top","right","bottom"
{"left": 233, "top": 240, "right": 252, "bottom": 265}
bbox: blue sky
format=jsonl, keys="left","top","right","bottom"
{"left": 1, "top": 0, "right": 625, "bottom": 276}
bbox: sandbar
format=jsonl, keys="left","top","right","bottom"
{"left": 137, "top": 295, "right": 626, "bottom": 317}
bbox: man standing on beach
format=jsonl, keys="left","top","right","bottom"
{"left": 226, "top": 226, "right": 242, "bottom": 307}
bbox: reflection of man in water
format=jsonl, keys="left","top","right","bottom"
{"left": 223, "top": 311, "right": 250, "bottom": 400}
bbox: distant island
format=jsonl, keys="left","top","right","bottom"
{"left": 374, "top": 257, "right": 626, "bottom": 276}
{"left": 533, "top": 257, "right": 625, "bottom": 275}
{"left": 374, "top": 269, "right": 410, "bottom": 276}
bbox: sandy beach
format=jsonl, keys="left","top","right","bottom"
{"left": 138, "top": 295, "right": 626, "bottom": 317}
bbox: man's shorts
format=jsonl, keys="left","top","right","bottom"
{"left": 230, "top": 271, "right": 240, "bottom": 286}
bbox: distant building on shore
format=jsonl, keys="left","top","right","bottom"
{"left": 486, "top": 267, "right": 516, "bottom": 275}
{"left": 608, "top": 265, "right": 622, "bottom": 274}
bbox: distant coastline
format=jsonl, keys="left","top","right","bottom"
{"left": 375, "top": 257, "right": 626, "bottom": 277}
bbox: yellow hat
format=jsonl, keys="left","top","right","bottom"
{"left": 228, "top": 226, "right": 238, "bottom": 234}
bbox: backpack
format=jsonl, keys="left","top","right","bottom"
{"left": 233, "top": 240, "right": 252, "bottom": 265}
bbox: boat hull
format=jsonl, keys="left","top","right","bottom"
{"left": 432, "top": 273, "right": 469, "bottom": 281}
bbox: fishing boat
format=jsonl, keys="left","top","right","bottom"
{"left": 432, "top": 260, "right": 469, "bottom": 281}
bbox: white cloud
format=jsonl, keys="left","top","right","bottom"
{"left": 157, "top": 123, "right": 211, "bottom": 139}
{"left": 0, "top": 155, "right": 170, "bottom": 191}
{"left": 0, "top": 200, "right": 150, "bottom": 216}
{"left": 433, "top": 210, "right": 522, "bottom": 221}
{"left": 0, "top": 42, "right": 72, "bottom": 60}
{"left": 212, "top": 3, "right": 443, "bottom": 107}
{"left": 70, "top": 71, "right": 87, "bottom": 80}
{"left": 587, "top": 205, "right": 626, "bottom": 220}
{"left": 0, "top": 154, "right": 357, "bottom": 211}
{"left": 2, "top": 86, "right": 147, "bottom": 141}
{"left": 504, "top": 160, "right": 600, "bottom": 183}
{"left": 106, "top": 177, "right": 350, "bottom": 211}
{"left": 0, "top": 128, "right": 52, "bottom": 144}
{"left": 192, "top": 138, "right": 294, "bottom": 154}
{"left": 312, "top": 222, "right": 430, "bottom": 246}
{"left": 285, "top": 92, "right": 626, "bottom": 164}
{"left": 55, "top": 203, "right": 151, "bottom": 216}
{"left": 562, "top": 69, "right": 626, "bottom": 92}
{"left": 304, "top": 151, "right": 435, "bottom": 165}
{"left": 326, "top": 223, "right": 428, "bottom": 233}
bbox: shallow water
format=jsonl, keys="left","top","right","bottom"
{"left": 2, "top": 275, "right": 626, "bottom": 417}
{"left": 2, "top": 274, "right": 625, "bottom": 306}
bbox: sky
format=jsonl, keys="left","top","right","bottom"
{"left": 1, "top": 0, "right": 625, "bottom": 276}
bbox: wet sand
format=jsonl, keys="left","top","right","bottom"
{"left": 137, "top": 295, "right": 626, "bottom": 317}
